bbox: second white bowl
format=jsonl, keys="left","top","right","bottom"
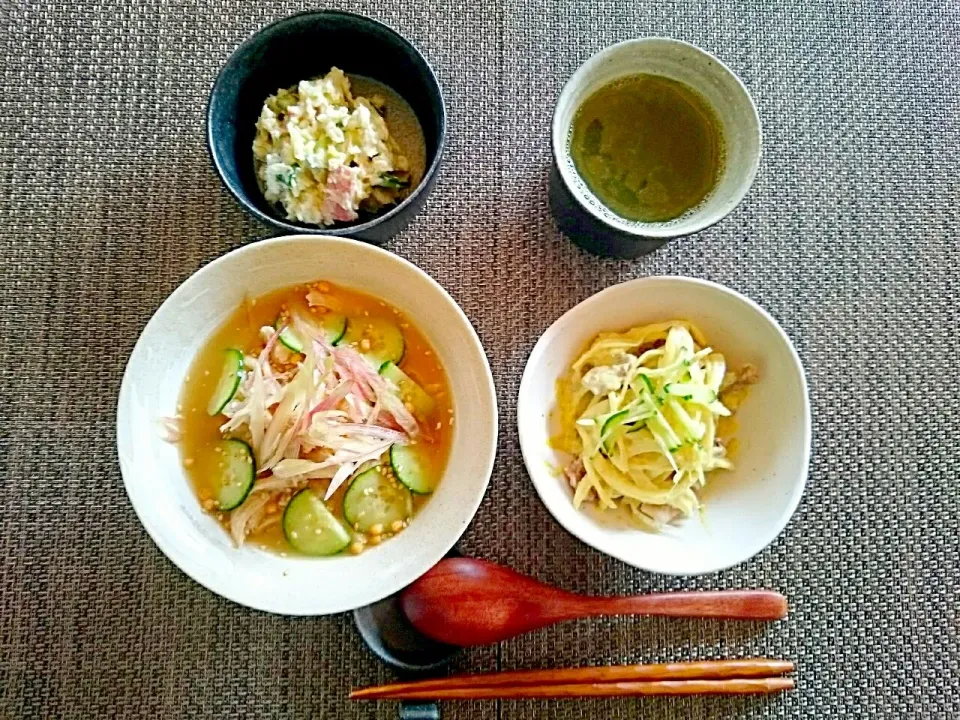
{"left": 517, "top": 277, "right": 810, "bottom": 575}
{"left": 117, "top": 236, "right": 498, "bottom": 614}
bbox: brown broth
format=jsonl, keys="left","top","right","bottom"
{"left": 177, "top": 281, "right": 453, "bottom": 555}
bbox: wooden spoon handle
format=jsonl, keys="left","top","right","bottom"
{"left": 591, "top": 590, "right": 788, "bottom": 621}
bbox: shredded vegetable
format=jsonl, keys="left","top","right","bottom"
{"left": 553, "top": 321, "right": 757, "bottom": 531}
{"left": 217, "top": 321, "right": 422, "bottom": 545}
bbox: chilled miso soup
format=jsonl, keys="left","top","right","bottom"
{"left": 569, "top": 73, "right": 724, "bottom": 223}
{"left": 177, "top": 281, "right": 453, "bottom": 557}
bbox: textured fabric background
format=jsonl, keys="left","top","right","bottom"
{"left": 1, "top": 0, "right": 958, "bottom": 717}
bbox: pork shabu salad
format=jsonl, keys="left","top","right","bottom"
{"left": 553, "top": 321, "right": 756, "bottom": 531}
{"left": 175, "top": 281, "right": 452, "bottom": 556}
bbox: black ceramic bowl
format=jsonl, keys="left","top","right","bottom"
{"left": 207, "top": 11, "right": 446, "bottom": 244}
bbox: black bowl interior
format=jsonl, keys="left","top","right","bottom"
{"left": 208, "top": 11, "right": 444, "bottom": 231}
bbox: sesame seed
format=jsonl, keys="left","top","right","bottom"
{"left": 183, "top": 457, "right": 194, "bottom": 467}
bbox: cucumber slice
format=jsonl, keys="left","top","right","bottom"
{"left": 282, "top": 488, "right": 352, "bottom": 556}
{"left": 207, "top": 349, "right": 244, "bottom": 416}
{"left": 215, "top": 438, "right": 256, "bottom": 510}
{"left": 343, "top": 466, "right": 412, "bottom": 532}
{"left": 276, "top": 311, "right": 347, "bottom": 352}
{"left": 379, "top": 362, "right": 436, "bottom": 417}
{"left": 340, "top": 316, "right": 405, "bottom": 367}
{"left": 389, "top": 444, "right": 433, "bottom": 494}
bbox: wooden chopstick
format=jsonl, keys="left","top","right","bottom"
{"left": 354, "top": 677, "right": 794, "bottom": 700}
{"left": 351, "top": 659, "right": 794, "bottom": 700}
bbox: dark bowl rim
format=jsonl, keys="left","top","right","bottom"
{"left": 205, "top": 9, "right": 448, "bottom": 236}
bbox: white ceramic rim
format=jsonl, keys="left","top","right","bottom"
{"left": 116, "top": 235, "right": 499, "bottom": 614}
{"left": 516, "top": 276, "right": 811, "bottom": 575}
{"left": 551, "top": 37, "right": 763, "bottom": 239}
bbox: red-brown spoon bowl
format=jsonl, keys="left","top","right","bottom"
{"left": 400, "top": 558, "right": 788, "bottom": 647}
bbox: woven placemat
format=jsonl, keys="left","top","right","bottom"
{"left": 1, "top": 0, "right": 958, "bottom": 717}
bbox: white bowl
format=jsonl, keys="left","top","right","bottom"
{"left": 517, "top": 277, "right": 809, "bottom": 575}
{"left": 117, "top": 236, "right": 498, "bottom": 615}
{"left": 552, "top": 38, "right": 762, "bottom": 242}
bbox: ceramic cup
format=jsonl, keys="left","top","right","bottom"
{"left": 550, "top": 38, "right": 762, "bottom": 259}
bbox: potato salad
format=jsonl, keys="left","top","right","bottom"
{"left": 252, "top": 68, "right": 412, "bottom": 226}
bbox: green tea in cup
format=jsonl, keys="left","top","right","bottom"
{"left": 569, "top": 73, "right": 724, "bottom": 223}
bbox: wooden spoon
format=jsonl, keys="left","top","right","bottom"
{"left": 400, "top": 558, "right": 787, "bottom": 647}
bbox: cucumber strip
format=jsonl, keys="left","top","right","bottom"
{"left": 638, "top": 373, "right": 655, "bottom": 394}
{"left": 601, "top": 405, "right": 656, "bottom": 452}
{"left": 664, "top": 382, "right": 717, "bottom": 405}
{"left": 207, "top": 349, "right": 244, "bottom": 416}
{"left": 389, "top": 444, "right": 433, "bottom": 494}
{"left": 276, "top": 311, "right": 347, "bottom": 352}
{"left": 339, "top": 316, "right": 405, "bottom": 368}
{"left": 379, "top": 362, "right": 436, "bottom": 417}
{"left": 665, "top": 399, "right": 706, "bottom": 441}
{"left": 343, "top": 465, "right": 412, "bottom": 532}
{"left": 600, "top": 409, "right": 630, "bottom": 453}
{"left": 282, "top": 488, "right": 351, "bottom": 556}
{"left": 215, "top": 438, "right": 256, "bottom": 510}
